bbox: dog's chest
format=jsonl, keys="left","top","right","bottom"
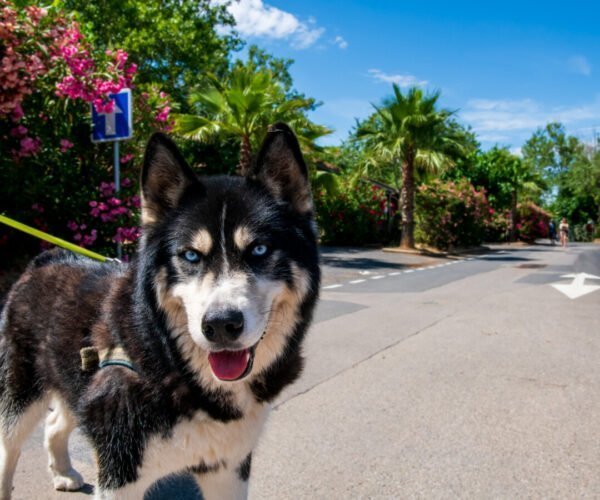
{"left": 136, "top": 396, "right": 269, "bottom": 482}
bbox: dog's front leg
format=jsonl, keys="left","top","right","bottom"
{"left": 194, "top": 453, "right": 251, "bottom": 500}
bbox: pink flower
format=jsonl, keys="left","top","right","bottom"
{"left": 156, "top": 106, "right": 171, "bottom": 122}
{"left": 19, "top": 136, "right": 41, "bottom": 157}
{"left": 10, "top": 125, "right": 28, "bottom": 137}
{"left": 120, "top": 153, "right": 134, "bottom": 164}
{"left": 60, "top": 139, "right": 74, "bottom": 152}
{"left": 11, "top": 104, "right": 24, "bottom": 120}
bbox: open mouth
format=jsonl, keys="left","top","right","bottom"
{"left": 207, "top": 346, "right": 256, "bottom": 381}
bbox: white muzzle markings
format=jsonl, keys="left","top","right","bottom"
{"left": 172, "top": 272, "right": 283, "bottom": 352}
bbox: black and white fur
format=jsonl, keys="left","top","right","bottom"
{"left": 0, "top": 123, "right": 320, "bottom": 499}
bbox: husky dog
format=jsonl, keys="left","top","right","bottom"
{"left": 0, "top": 123, "right": 320, "bottom": 499}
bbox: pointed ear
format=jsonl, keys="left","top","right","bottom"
{"left": 251, "top": 123, "right": 313, "bottom": 215}
{"left": 140, "top": 133, "right": 197, "bottom": 225}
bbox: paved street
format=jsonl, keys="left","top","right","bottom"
{"left": 8, "top": 243, "right": 600, "bottom": 498}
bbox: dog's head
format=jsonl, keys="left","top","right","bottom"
{"left": 139, "top": 124, "right": 319, "bottom": 384}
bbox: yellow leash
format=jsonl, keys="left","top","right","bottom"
{"left": 0, "top": 214, "right": 111, "bottom": 262}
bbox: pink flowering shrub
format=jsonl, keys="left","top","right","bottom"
{"left": 515, "top": 202, "right": 550, "bottom": 243}
{"left": 314, "top": 182, "right": 394, "bottom": 245}
{"left": 66, "top": 178, "right": 141, "bottom": 256}
{"left": 0, "top": 1, "right": 170, "bottom": 260}
{"left": 415, "top": 179, "right": 492, "bottom": 249}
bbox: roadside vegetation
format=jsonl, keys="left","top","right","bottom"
{"left": 1, "top": 0, "right": 599, "bottom": 271}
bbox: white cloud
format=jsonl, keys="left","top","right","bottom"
{"left": 461, "top": 96, "right": 600, "bottom": 146}
{"left": 461, "top": 98, "right": 542, "bottom": 132}
{"left": 368, "top": 69, "right": 428, "bottom": 88}
{"left": 333, "top": 35, "right": 348, "bottom": 49}
{"left": 568, "top": 55, "right": 592, "bottom": 76}
{"left": 217, "top": 0, "right": 324, "bottom": 49}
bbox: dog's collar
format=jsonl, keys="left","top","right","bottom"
{"left": 80, "top": 346, "right": 137, "bottom": 373}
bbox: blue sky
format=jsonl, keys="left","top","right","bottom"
{"left": 223, "top": 0, "right": 600, "bottom": 152}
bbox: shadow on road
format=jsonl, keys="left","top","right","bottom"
{"left": 320, "top": 254, "right": 410, "bottom": 270}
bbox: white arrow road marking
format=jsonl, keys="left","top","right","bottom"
{"left": 98, "top": 101, "right": 123, "bottom": 136}
{"left": 551, "top": 273, "right": 600, "bottom": 300}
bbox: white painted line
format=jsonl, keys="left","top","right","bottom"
{"left": 371, "top": 275, "right": 385, "bottom": 280}
{"left": 404, "top": 269, "right": 415, "bottom": 273}
{"left": 349, "top": 279, "right": 366, "bottom": 284}
{"left": 415, "top": 268, "right": 425, "bottom": 271}
{"left": 388, "top": 272, "right": 401, "bottom": 276}
{"left": 323, "top": 284, "right": 343, "bottom": 289}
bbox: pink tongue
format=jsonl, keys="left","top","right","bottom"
{"left": 208, "top": 350, "right": 250, "bottom": 380}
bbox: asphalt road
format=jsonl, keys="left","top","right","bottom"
{"left": 8, "top": 243, "right": 600, "bottom": 499}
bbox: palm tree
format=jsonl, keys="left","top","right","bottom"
{"left": 356, "top": 85, "right": 462, "bottom": 249}
{"left": 173, "top": 66, "right": 330, "bottom": 175}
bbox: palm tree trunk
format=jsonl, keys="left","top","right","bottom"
{"left": 400, "top": 156, "right": 415, "bottom": 249}
{"left": 237, "top": 135, "right": 252, "bottom": 176}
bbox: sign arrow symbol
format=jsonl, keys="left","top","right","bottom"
{"left": 551, "top": 272, "right": 600, "bottom": 300}
{"left": 98, "top": 101, "right": 123, "bottom": 136}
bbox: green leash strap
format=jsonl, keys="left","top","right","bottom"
{"left": 0, "top": 213, "right": 110, "bottom": 263}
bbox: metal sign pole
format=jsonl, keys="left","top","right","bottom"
{"left": 91, "top": 88, "right": 132, "bottom": 262}
{"left": 114, "top": 140, "right": 122, "bottom": 260}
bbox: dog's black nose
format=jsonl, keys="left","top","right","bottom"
{"left": 202, "top": 309, "right": 245, "bottom": 343}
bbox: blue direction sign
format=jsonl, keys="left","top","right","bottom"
{"left": 91, "top": 88, "right": 133, "bottom": 143}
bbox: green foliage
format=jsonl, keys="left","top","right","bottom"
{"left": 415, "top": 179, "right": 492, "bottom": 249}
{"left": 355, "top": 86, "right": 460, "bottom": 177}
{"left": 314, "top": 182, "right": 391, "bottom": 246}
{"left": 468, "top": 147, "right": 543, "bottom": 210}
{"left": 522, "top": 122, "right": 596, "bottom": 225}
{"left": 522, "top": 122, "right": 583, "bottom": 181}
{"left": 173, "top": 64, "right": 331, "bottom": 170}
{"left": 552, "top": 144, "right": 600, "bottom": 224}
{"left": 354, "top": 85, "right": 470, "bottom": 247}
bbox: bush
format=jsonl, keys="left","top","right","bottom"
{"left": 515, "top": 202, "right": 550, "bottom": 243}
{"left": 415, "top": 179, "right": 492, "bottom": 249}
{"left": 314, "top": 182, "right": 392, "bottom": 245}
{"left": 571, "top": 223, "right": 595, "bottom": 242}
{"left": 485, "top": 209, "right": 511, "bottom": 242}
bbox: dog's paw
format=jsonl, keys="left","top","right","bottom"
{"left": 52, "top": 468, "right": 84, "bottom": 491}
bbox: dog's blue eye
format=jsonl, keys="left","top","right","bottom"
{"left": 183, "top": 250, "right": 201, "bottom": 263}
{"left": 251, "top": 244, "right": 269, "bottom": 257}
